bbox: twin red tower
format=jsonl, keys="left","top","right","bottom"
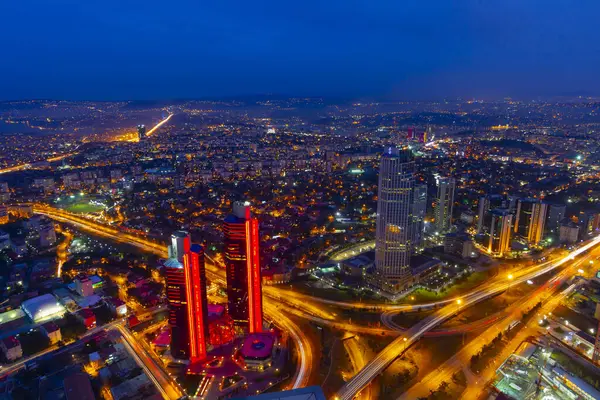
{"left": 165, "top": 201, "right": 263, "bottom": 366}
{"left": 223, "top": 201, "right": 263, "bottom": 334}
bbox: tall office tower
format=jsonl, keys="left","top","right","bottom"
{"left": 434, "top": 177, "right": 455, "bottom": 233}
{"left": 477, "top": 194, "right": 505, "bottom": 234}
{"left": 164, "top": 231, "right": 209, "bottom": 362}
{"left": 224, "top": 202, "right": 263, "bottom": 333}
{"left": 137, "top": 124, "right": 146, "bottom": 141}
{"left": 488, "top": 209, "right": 513, "bottom": 256}
{"left": 411, "top": 184, "right": 428, "bottom": 252}
{"left": 375, "top": 148, "right": 415, "bottom": 292}
{"left": 546, "top": 204, "right": 566, "bottom": 236}
{"left": 165, "top": 231, "right": 191, "bottom": 359}
{"left": 183, "top": 244, "right": 209, "bottom": 366}
{"left": 528, "top": 202, "right": 548, "bottom": 245}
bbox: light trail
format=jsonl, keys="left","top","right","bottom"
{"left": 145, "top": 113, "right": 174, "bottom": 137}
{"left": 1, "top": 113, "right": 173, "bottom": 175}
{"left": 115, "top": 324, "right": 183, "bottom": 400}
{"left": 264, "top": 303, "right": 312, "bottom": 389}
{"left": 335, "top": 234, "right": 600, "bottom": 400}
{"left": 397, "top": 251, "right": 595, "bottom": 400}
{"left": 32, "top": 204, "right": 314, "bottom": 389}
{"left": 0, "top": 152, "right": 77, "bottom": 175}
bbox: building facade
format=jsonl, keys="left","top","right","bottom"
{"left": 375, "top": 148, "right": 415, "bottom": 293}
{"left": 164, "top": 231, "right": 210, "bottom": 362}
{"left": 434, "top": 177, "right": 455, "bottom": 233}
{"left": 224, "top": 202, "right": 263, "bottom": 333}
{"left": 411, "top": 184, "right": 428, "bottom": 253}
{"left": 488, "top": 209, "right": 512, "bottom": 257}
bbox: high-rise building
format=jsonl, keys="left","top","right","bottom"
{"left": 164, "top": 231, "right": 209, "bottom": 362}
{"left": 137, "top": 125, "right": 146, "bottom": 141}
{"left": 434, "top": 177, "right": 455, "bottom": 234}
{"left": 183, "top": 244, "right": 209, "bottom": 366}
{"left": 165, "top": 231, "right": 190, "bottom": 359}
{"left": 514, "top": 198, "right": 536, "bottom": 239}
{"left": 528, "top": 202, "right": 548, "bottom": 245}
{"left": 546, "top": 204, "right": 566, "bottom": 236}
{"left": 224, "top": 202, "right": 263, "bottom": 333}
{"left": 488, "top": 209, "right": 512, "bottom": 256}
{"left": 477, "top": 194, "right": 505, "bottom": 234}
{"left": 411, "top": 184, "right": 427, "bottom": 252}
{"left": 375, "top": 148, "right": 415, "bottom": 293}
{"left": 514, "top": 199, "right": 547, "bottom": 245}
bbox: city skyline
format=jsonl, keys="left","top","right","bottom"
{"left": 3, "top": 2, "right": 600, "bottom": 399}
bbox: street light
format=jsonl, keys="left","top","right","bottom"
{"left": 507, "top": 274, "right": 514, "bottom": 294}
{"left": 403, "top": 337, "right": 408, "bottom": 352}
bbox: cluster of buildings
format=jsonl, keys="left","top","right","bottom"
{"left": 0, "top": 214, "right": 57, "bottom": 259}
{"left": 475, "top": 193, "right": 600, "bottom": 257}
{"left": 368, "top": 147, "right": 457, "bottom": 296}
{"left": 163, "top": 201, "right": 267, "bottom": 372}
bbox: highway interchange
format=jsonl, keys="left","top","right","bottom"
{"left": 30, "top": 203, "right": 600, "bottom": 400}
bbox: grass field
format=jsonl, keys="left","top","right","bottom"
{"left": 64, "top": 202, "right": 104, "bottom": 214}
{"left": 399, "top": 271, "right": 491, "bottom": 303}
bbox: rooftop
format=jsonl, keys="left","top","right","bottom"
{"left": 63, "top": 372, "right": 95, "bottom": 400}
{"left": 241, "top": 333, "right": 275, "bottom": 360}
{"left": 233, "top": 386, "right": 326, "bottom": 400}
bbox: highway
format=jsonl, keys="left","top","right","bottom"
{"left": 145, "top": 113, "right": 174, "bottom": 137}
{"left": 335, "top": 234, "right": 600, "bottom": 400}
{"left": 35, "top": 202, "right": 600, "bottom": 398}
{"left": 0, "top": 114, "right": 173, "bottom": 175}
{"left": 0, "top": 152, "right": 77, "bottom": 175}
{"left": 114, "top": 323, "right": 183, "bottom": 400}
{"left": 397, "top": 250, "right": 594, "bottom": 399}
{"left": 33, "top": 204, "right": 314, "bottom": 389}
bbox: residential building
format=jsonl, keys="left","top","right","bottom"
{"left": 434, "top": 176, "right": 455, "bottom": 233}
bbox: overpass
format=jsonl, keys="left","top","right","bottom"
{"left": 335, "top": 234, "right": 600, "bottom": 399}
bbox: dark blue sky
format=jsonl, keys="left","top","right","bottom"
{"left": 2, "top": 0, "right": 599, "bottom": 100}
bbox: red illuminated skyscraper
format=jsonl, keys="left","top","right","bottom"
{"left": 164, "top": 231, "right": 209, "bottom": 363}
{"left": 224, "top": 201, "right": 263, "bottom": 333}
{"left": 183, "top": 244, "right": 209, "bottom": 365}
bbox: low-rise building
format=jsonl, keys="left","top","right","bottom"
{"left": 74, "top": 275, "right": 94, "bottom": 297}
{"left": 21, "top": 294, "right": 66, "bottom": 323}
{"left": 105, "top": 297, "right": 127, "bottom": 317}
{"left": 111, "top": 373, "right": 152, "bottom": 400}
{"left": 40, "top": 321, "right": 62, "bottom": 344}
{"left": 0, "top": 336, "right": 22, "bottom": 361}
{"left": 76, "top": 308, "right": 96, "bottom": 330}
{"left": 240, "top": 333, "right": 276, "bottom": 371}
{"left": 10, "top": 238, "right": 28, "bottom": 257}
{"left": 444, "top": 233, "right": 477, "bottom": 258}
{"left": 63, "top": 372, "right": 95, "bottom": 400}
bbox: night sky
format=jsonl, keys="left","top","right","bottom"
{"left": 2, "top": 0, "right": 599, "bottom": 100}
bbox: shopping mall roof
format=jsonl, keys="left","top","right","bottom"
{"left": 21, "top": 294, "right": 66, "bottom": 323}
